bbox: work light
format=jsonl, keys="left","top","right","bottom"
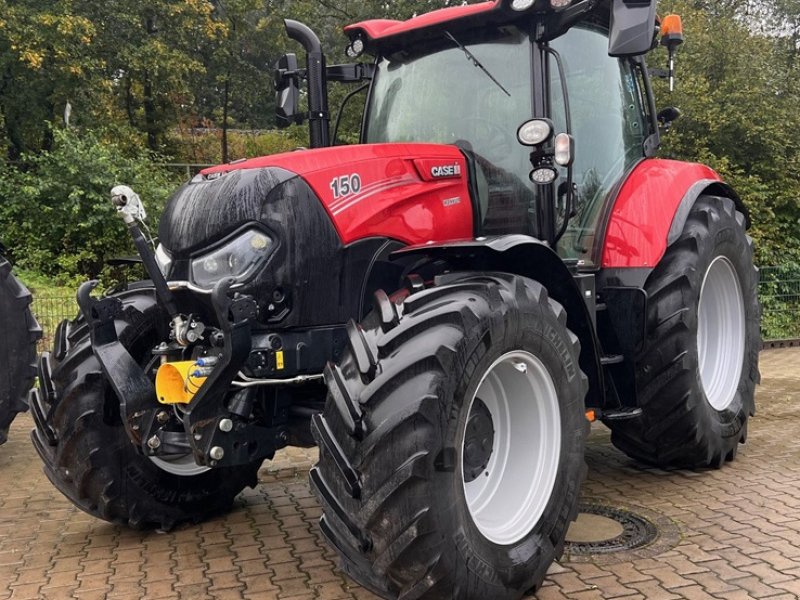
{"left": 510, "top": 0, "right": 535, "bottom": 10}
{"left": 517, "top": 119, "right": 553, "bottom": 146}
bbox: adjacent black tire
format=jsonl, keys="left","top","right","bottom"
{"left": 311, "top": 272, "right": 588, "bottom": 600}
{"left": 608, "top": 195, "right": 760, "bottom": 468}
{"left": 0, "top": 254, "right": 41, "bottom": 445}
{"left": 30, "top": 289, "right": 260, "bottom": 529}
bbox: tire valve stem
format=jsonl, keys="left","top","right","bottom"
{"left": 513, "top": 362, "right": 528, "bottom": 373}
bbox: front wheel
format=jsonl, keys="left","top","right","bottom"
{"left": 31, "top": 289, "right": 260, "bottom": 529}
{"left": 311, "top": 272, "right": 588, "bottom": 599}
{"left": 608, "top": 195, "right": 760, "bottom": 468}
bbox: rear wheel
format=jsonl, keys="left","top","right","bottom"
{"left": 0, "top": 255, "right": 41, "bottom": 445}
{"left": 30, "top": 289, "right": 259, "bottom": 529}
{"left": 311, "top": 272, "right": 588, "bottom": 599}
{"left": 608, "top": 195, "right": 760, "bottom": 468}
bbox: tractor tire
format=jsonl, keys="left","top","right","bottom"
{"left": 0, "top": 254, "right": 41, "bottom": 445}
{"left": 311, "top": 272, "right": 588, "bottom": 600}
{"left": 608, "top": 195, "right": 760, "bottom": 468}
{"left": 30, "top": 288, "right": 260, "bottom": 529}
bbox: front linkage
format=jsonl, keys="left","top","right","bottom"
{"left": 77, "top": 188, "right": 282, "bottom": 471}
{"left": 75, "top": 278, "right": 278, "bottom": 468}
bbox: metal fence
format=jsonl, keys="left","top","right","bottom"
{"left": 33, "top": 294, "right": 78, "bottom": 352}
{"left": 30, "top": 264, "right": 800, "bottom": 351}
{"left": 760, "top": 265, "right": 800, "bottom": 342}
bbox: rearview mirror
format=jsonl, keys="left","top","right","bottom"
{"left": 608, "top": 0, "right": 658, "bottom": 57}
{"left": 275, "top": 53, "right": 303, "bottom": 128}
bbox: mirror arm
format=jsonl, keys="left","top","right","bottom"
{"left": 327, "top": 63, "right": 375, "bottom": 83}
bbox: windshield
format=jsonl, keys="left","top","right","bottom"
{"left": 365, "top": 27, "right": 537, "bottom": 235}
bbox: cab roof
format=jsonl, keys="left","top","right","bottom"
{"left": 344, "top": 1, "right": 501, "bottom": 43}
{"left": 343, "top": 0, "right": 619, "bottom": 53}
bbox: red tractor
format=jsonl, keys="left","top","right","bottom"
{"left": 0, "top": 248, "right": 40, "bottom": 446}
{"left": 32, "top": 0, "right": 760, "bottom": 598}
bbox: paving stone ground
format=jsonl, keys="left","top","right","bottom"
{"left": 1, "top": 348, "right": 798, "bottom": 599}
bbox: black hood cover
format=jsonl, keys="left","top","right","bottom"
{"left": 159, "top": 167, "right": 295, "bottom": 255}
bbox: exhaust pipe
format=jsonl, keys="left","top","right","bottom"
{"left": 284, "top": 19, "right": 330, "bottom": 148}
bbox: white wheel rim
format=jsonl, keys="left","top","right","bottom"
{"left": 150, "top": 453, "right": 210, "bottom": 477}
{"left": 697, "top": 256, "right": 745, "bottom": 411}
{"left": 462, "top": 351, "right": 561, "bottom": 546}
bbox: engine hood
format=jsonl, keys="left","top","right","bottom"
{"left": 156, "top": 143, "right": 476, "bottom": 329}
{"left": 198, "top": 142, "right": 475, "bottom": 246}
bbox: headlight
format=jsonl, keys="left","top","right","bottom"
{"left": 190, "top": 228, "right": 273, "bottom": 289}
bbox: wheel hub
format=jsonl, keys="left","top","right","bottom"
{"left": 463, "top": 398, "right": 495, "bottom": 483}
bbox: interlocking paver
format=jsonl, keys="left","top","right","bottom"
{"left": 0, "top": 348, "right": 798, "bottom": 599}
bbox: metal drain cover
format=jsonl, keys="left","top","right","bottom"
{"left": 565, "top": 503, "right": 658, "bottom": 554}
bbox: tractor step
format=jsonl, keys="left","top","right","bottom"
{"left": 599, "top": 407, "right": 643, "bottom": 421}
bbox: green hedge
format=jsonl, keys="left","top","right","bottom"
{"left": 760, "top": 264, "right": 800, "bottom": 341}
{"left": 0, "top": 128, "right": 179, "bottom": 281}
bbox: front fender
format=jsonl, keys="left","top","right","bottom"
{"left": 392, "top": 235, "right": 606, "bottom": 408}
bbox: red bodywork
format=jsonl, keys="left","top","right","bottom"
{"left": 344, "top": 2, "right": 499, "bottom": 41}
{"left": 601, "top": 159, "right": 721, "bottom": 268}
{"left": 202, "top": 144, "right": 474, "bottom": 246}
{"left": 203, "top": 151, "right": 723, "bottom": 269}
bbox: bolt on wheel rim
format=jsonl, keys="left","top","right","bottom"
{"left": 462, "top": 350, "right": 561, "bottom": 546}
{"left": 697, "top": 256, "right": 745, "bottom": 411}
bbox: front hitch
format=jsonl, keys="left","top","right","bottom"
{"left": 77, "top": 276, "right": 273, "bottom": 469}
{"left": 110, "top": 186, "right": 180, "bottom": 319}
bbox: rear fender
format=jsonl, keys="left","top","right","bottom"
{"left": 667, "top": 180, "right": 749, "bottom": 246}
{"left": 392, "top": 235, "right": 606, "bottom": 409}
{"left": 601, "top": 159, "right": 749, "bottom": 269}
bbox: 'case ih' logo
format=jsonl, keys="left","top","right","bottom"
{"left": 430, "top": 163, "right": 462, "bottom": 178}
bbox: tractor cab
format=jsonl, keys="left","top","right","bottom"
{"left": 277, "top": 0, "right": 666, "bottom": 267}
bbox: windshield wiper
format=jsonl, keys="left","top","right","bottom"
{"left": 445, "top": 31, "right": 511, "bottom": 97}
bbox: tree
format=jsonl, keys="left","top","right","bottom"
{"left": 0, "top": 128, "right": 177, "bottom": 278}
{"left": 659, "top": 0, "right": 800, "bottom": 263}
{"left": 0, "top": 1, "right": 100, "bottom": 158}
